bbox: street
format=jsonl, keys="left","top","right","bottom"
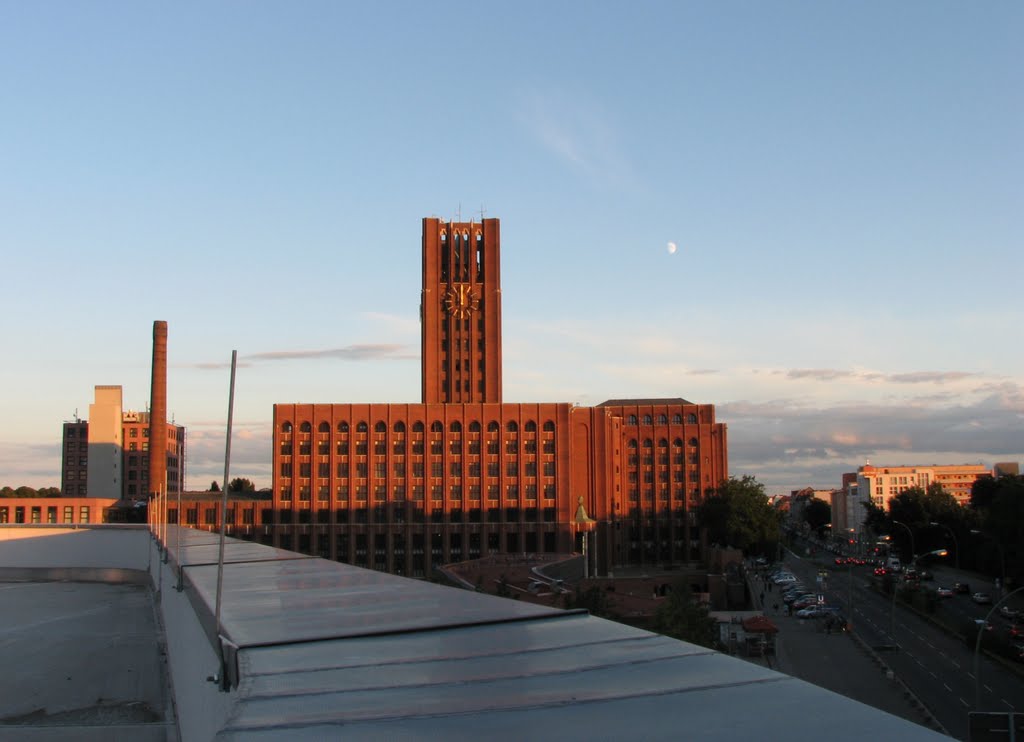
{"left": 776, "top": 549, "right": 1023, "bottom": 740}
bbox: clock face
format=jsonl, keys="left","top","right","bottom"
{"left": 445, "top": 283, "right": 478, "bottom": 318}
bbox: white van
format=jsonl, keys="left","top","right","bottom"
{"left": 886, "top": 557, "right": 902, "bottom": 571}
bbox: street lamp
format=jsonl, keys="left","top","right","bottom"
{"left": 891, "top": 520, "right": 915, "bottom": 565}
{"left": 974, "top": 585, "right": 1024, "bottom": 710}
{"left": 970, "top": 529, "right": 1006, "bottom": 597}
{"left": 930, "top": 521, "right": 959, "bottom": 571}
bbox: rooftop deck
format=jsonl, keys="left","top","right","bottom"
{"left": 0, "top": 524, "right": 949, "bottom": 741}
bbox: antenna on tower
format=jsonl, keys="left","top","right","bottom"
{"left": 455, "top": 203, "right": 462, "bottom": 222}
{"left": 478, "top": 204, "right": 487, "bottom": 220}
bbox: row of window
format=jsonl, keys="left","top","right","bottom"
{"left": 281, "top": 439, "right": 557, "bottom": 456}
{"left": 283, "top": 460, "right": 557, "bottom": 478}
{"left": 280, "top": 483, "right": 558, "bottom": 501}
{"left": 282, "top": 420, "right": 558, "bottom": 434}
{"left": 0, "top": 505, "right": 93, "bottom": 524}
{"left": 626, "top": 414, "right": 698, "bottom": 426}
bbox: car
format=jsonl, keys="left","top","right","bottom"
{"left": 784, "top": 592, "right": 814, "bottom": 605}
{"left": 972, "top": 592, "right": 993, "bottom": 605}
{"left": 935, "top": 586, "right": 954, "bottom": 598}
{"left": 796, "top": 606, "right": 826, "bottom": 618}
{"left": 873, "top": 567, "right": 888, "bottom": 577}
{"left": 1013, "top": 643, "right": 1024, "bottom": 663}
{"left": 953, "top": 582, "right": 971, "bottom": 594}
{"left": 999, "top": 605, "right": 1021, "bottom": 620}
{"left": 793, "top": 596, "right": 820, "bottom": 610}
{"left": 1008, "top": 624, "right": 1023, "bottom": 640}
{"left": 974, "top": 619, "right": 994, "bottom": 633}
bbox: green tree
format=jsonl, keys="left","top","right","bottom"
{"left": 803, "top": 499, "right": 831, "bottom": 535}
{"left": 210, "top": 481, "right": 221, "bottom": 492}
{"left": 228, "top": 477, "right": 256, "bottom": 493}
{"left": 697, "top": 475, "right": 780, "bottom": 556}
{"left": 563, "top": 585, "right": 618, "bottom": 620}
{"left": 0, "top": 487, "right": 16, "bottom": 498}
{"left": 653, "top": 581, "right": 717, "bottom": 649}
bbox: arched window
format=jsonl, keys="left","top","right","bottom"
{"left": 356, "top": 422, "right": 368, "bottom": 433}
{"left": 374, "top": 421, "right": 387, "bottom": 433}
{"left": 657, "top": 414, "right": 668, "bottom": 425}
{"left": 337, "top": 421, "right": 349, "bottom": 433}
{"left": 673, "top": 414, "right": 682, "bottom": 424}
{"left": 449, "top": 421, "right": 462, "bottom": 433}
{"left": 689, "top": 437, "right": 699, "bottom": 447}
{"left": 673, "top": 438, "right": 684, "bottom": 448}
{"left": 281, "top": 422, "right": 293, "bottom": 433}
{"left": 506, "top": 421, "right": 518, "bottom": 433}
{"left": 430, "top": 421, "right": 444, "bottom": 433}
{"left": 487, "top": 421, "right": 500, "bottom": 432}
{"left": 412, "top": 421, "right": 424, "bottom": 433}
{"left": 687, "top": 414, "right": 698, "bottom": 424}
{"left": 627, "top": 415, "right": 638, "bottom": 426}
{"left": 318, "top": 422, "right": 330, "bottom": 433}
{"left": 628, "top": 439, "right": 638, "bottom": 449}
{"left": 658, "top": 438, "right": 669, "bottom": 449}
{"left": 642, "top": 439, "right": 653, "bottom": 449}
{"left": 469, "top": 421, "right": 481, "bottom": 433}
{"left": 393, "top": 421, "right": 406, "bottom": 433}
{"left": 300, "top": 422, "right": 312, "bottom": 433}
{"left": 543, "top": 420, "right": 555, "bottom": 432}
{"left": 524, "top": 420, "right": 537, "bottom": 432}
{"left": 642, "top": 415, "right": 652, "bottom": 426}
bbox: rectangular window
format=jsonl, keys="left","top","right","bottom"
{"left": 63, "top": 506, "right": 73, "bottom": 523}
{"left": 79, "top": 506, "right": 90, "bottom": 524}
{"left": 318, "top": 462, "right": 330, "bottom": 478}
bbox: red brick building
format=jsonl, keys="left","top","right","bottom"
{"left": 270, "top": 218, "right": 728, "bottom": 576}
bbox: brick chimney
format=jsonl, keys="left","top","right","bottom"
{"left": 148, "top": 320, "right": 168, "bottom": 499}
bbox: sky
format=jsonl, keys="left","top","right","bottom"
{"left": 1, "top": 2, "right": 1021, "bottom": 496}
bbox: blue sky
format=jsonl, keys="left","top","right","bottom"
{"left": 1, "top": 2, "right": 1021, "bottom": 494}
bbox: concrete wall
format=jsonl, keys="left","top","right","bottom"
{"left": 0, "top": 526, "right": 149, "bottom": 570}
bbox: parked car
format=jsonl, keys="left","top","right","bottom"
{"left": 998, "top": 605, "right": 1021, "bottom": 620}
{"left": 873, "top": 567, "right": 888, "bottom": 577}
{"left": 953, "top": 582, "right": 971, "bottom": 594}
{"left": 974, "top": 619, "right": 994, "bottom": 632}
{"left": 796, "top": 606, "right": 827, "bottom": 618}
{"left": 935, "top": 586, "right": 954, "bottom": 598}
{"left": 972, "top": 592, "right": 993, "bottom": 605}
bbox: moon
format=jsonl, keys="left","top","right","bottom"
{"left": 667, "top": 241, "right": 677, "bottom": 255}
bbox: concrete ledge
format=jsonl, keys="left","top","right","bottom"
{"left": 0, "top": 567, "right": 151, "bottom": 585}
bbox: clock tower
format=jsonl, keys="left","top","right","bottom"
{"left": 421, "top": 217, "right": 502, "bottom": 404}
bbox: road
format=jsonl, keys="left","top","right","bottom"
{"left": 779, "top": 549, "right": 1023, "bottom": 741}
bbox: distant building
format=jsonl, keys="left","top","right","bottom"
{"left": 855, "top": 462, "right": 990, "bottom": 510}
{"left": 993, "top": 461, "right": 1020, "bottom": 478}
{"left": 61, "top": 385, "right": 185, "bottom": 500}
{"left": 269, "top": 217, "right": 728, "bottom": 577}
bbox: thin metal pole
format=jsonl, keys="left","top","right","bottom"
{"left": 214, "top": 350, "right": 238, "bottom": 646}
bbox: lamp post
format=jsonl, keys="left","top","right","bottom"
{"left": 970, "top": 529, "right": 1006, "bottom": 598}
{"left": 891, "top": 520, "right": 915, "bottom": 566}
{"left": 974, "top": 585, "right": 1024, "bottom": 710}
{"left": 930, "top": 522, "right": 959, "bottom": 571}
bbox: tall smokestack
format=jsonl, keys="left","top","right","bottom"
{"left": 148, "top": 320, "right": 168, "bottom": 500}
